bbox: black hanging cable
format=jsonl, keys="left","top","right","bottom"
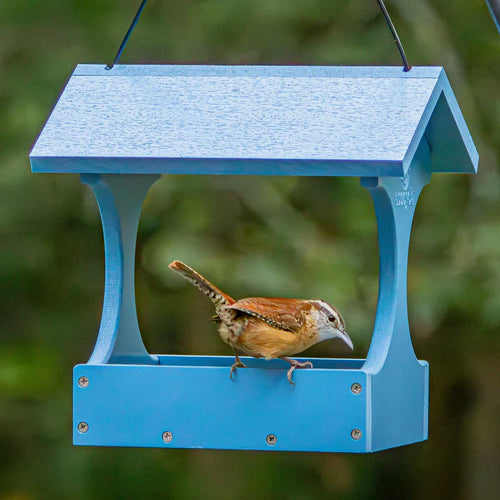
{"left": 376, "top": 0, "right": 411, "bottom": 72}
{"left": 106, "top": 0, "right": 411, "bottom": 71}
{"left": 485, "top": 0, "right": 500, "bottom": 33}
{"left": 106, "top": 0, "right": 150, "bottom": 69}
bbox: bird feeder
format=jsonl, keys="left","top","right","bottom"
{"left": 30, "top": 64, "right": 478, "bottom": 452}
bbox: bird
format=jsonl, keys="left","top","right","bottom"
{"left": 168, "top": 260, "right": 353, "bottom": 384}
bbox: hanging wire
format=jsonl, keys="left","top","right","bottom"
{"left": 105, "top": 0, "right": 411, "bottom": 71}
{"left": 376, "top": 0, "right": 411, "bottom": 72}
{"left": 485, "top": 0, "right": 500, "bottom": 33}
{"left": 106, "top": 0, "right": 150, "bottom": 69}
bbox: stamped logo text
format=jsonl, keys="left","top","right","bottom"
{"left": 395, "top": 170, "right": 414, "bottom": 209}
{"left": 395, "top": 190, "right": 416, "bottom": 209}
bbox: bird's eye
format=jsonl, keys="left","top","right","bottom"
{"left": 328, "top": 314, "right": 336, "bottom": 323}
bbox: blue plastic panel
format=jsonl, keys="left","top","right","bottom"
{"left": 30, "top": 65, "right": 478, "bottom": 176}
{"left": 73, "top": 355, "right": 428, "bottom": 452}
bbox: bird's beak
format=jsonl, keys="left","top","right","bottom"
{"left": 338, "top": 329, "right": 354, "bottom": 350}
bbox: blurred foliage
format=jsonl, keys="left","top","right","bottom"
{"left": 1, "top": 0, "right": 499, "bottom": 499}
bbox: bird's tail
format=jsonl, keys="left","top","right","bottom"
{"left": 168, "top": 261, "right": 235, "bottom": 306}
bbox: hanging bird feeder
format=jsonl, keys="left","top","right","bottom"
{"left": 30, "top": 63, "right": 477, "bottom": 452}
{"left": 30, "top": 0, "right": 478, "bottom": 451}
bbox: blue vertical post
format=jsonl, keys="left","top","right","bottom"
{"left": 361, "top": 140, "right": 431, "bottom": 450}
{"left": 80, "top": 174, "right": 160, "bottom": 365}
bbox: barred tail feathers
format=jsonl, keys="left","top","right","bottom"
{"left": 168, "top": 261, "right": 235, "bottom": 306}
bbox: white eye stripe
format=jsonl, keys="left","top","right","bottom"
{"left": 319, "top": 301, "right": 338, "bottom": 318}
{"left": 312, "top": 300, "right": 345, "bottom": 328}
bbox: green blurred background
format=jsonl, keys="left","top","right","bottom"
{"left": 1, "top": 0, "right": 499, "bottom": 498}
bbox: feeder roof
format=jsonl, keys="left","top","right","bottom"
{"left": 30, "top": 65, "right": 478, "bottom": 177}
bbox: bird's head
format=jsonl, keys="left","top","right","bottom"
{"left": 310, "top": 300, "right": 353, "bottom": 350}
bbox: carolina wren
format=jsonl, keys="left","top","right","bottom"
{"left": 168, "top": 261, "right": 353, "bottom": 384}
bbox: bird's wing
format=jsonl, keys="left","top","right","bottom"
{"left": 227, "top": 297, "right": 308, "bottom": 333}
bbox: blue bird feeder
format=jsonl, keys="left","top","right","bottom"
{"left": 30, "top": 64, "right": 478, "bottom": 452}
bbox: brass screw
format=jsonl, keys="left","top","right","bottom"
{"left": 162, "top": 431, "right": 173, "bottom": 443}
{"left": 351, "top": 428, "right": 362, "bottom": 440}
{"left": 266, "top": 434, "right": 277, "bottom": 445}
{"left": 351, "top": 382, "right": 362, "bottom": 395}
{"left": 78, "top": 422, "right": 89, "bottom": 433}
{"left": 78, "top": 376, "right": 89, "bottom": 388}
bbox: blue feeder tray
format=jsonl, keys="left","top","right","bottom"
{"left": 31, "top": 64, "right": 478, "bottom": 452}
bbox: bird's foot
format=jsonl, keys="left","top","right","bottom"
{"left": 281, "top": 358, "right": 314, "bottom": 385}
{"left": 229, "top": 359, "right": 247, "bottom": 380}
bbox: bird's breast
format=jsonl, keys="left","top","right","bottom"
{"left": 234, "top": 319, "right": 319, "bottom": 360}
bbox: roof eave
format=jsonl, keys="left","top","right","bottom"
{"left": 29, "top": 155, "right": 405, "bottom": 177}
{"left": 403, "top": 68, "right": 478, "bottom": 174}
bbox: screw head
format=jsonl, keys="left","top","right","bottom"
{"left": 77, "top": 422, "right": 89, "bottom": 433}
{"left": 78, "top": 376, "right": 89, "bottom": 388}
{"left": 351, "top": 428, "right": 362, "bottom": 440}
{"left": 351, "top": 382, "right": 362, "bottom": 395}
{"left": 266, "top": 434, "right": 277, "bottom": 446}
{"left": 162, "top": 431, "right": 173, "bottom": 443}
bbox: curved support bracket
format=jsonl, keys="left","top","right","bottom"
{"left": 359, "top": 140, "right": 432, "bottom": 450}
{"left": 81, "top": 173, "right": 160, "bottom": 365}
{"left": 361, "top": 140, "right": 432, "bottom": 374}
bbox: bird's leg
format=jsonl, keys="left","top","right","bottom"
{"left": 280, "top": 357, "right": 314, "bottom": 385}
{"left": 230, "top": 350, "right": 247, "bottom": 380}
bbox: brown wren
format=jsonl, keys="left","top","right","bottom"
{"left": 169, "top": 261, "right": 353, "bottom": 384}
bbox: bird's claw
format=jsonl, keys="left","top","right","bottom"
{"left": 286, "top": 359, "right": 313, "bottom": 385}
{"left": 229, "top": 360, "right": 247, "bottom": 380}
